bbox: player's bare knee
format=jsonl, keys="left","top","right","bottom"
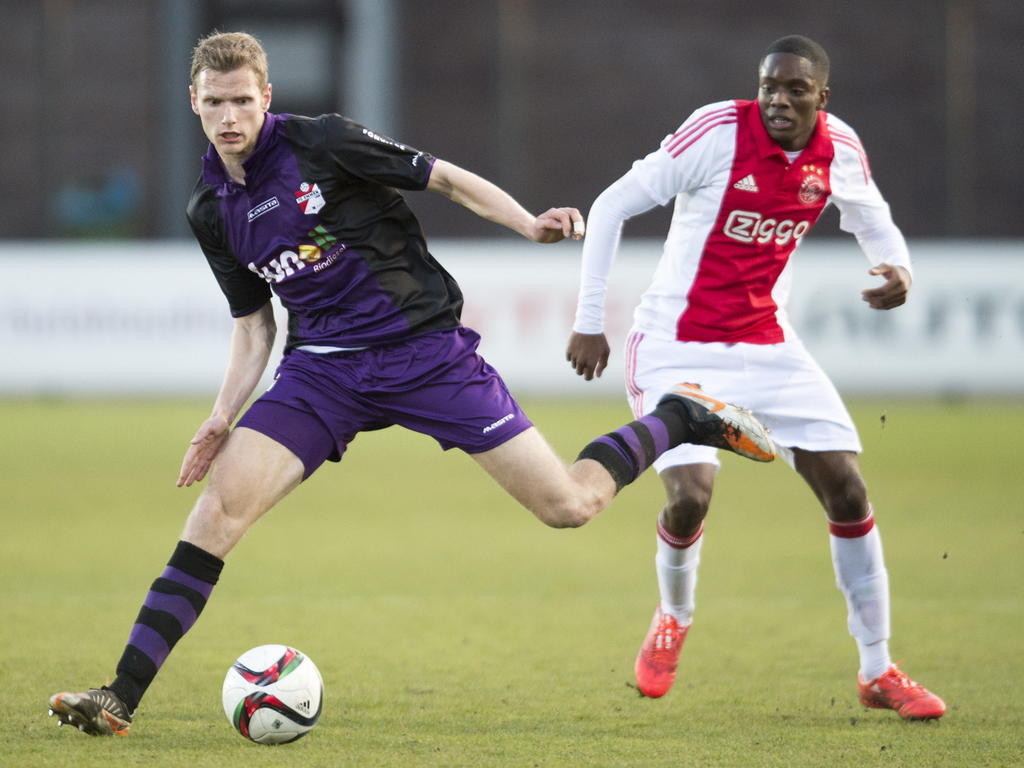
{"left": 662, "top": 492, "right": 709, "bottom": 537}
{"left": 536, "top": 508, "right": 589, "bottom": 529}
{"left": 822, "top": 474, "right": 869, "bottom": 521}
{"left": 533, "top": 495, "right": 596, "bottom": 529}
{"left": 661, "top": 479, "right": 711, "bottom": 535}
{"left": 186, "top": 487, "right": 254, "bottom": 550}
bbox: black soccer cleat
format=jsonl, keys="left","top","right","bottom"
{"left": 659, "top": 382, "right": 775, "bottom": 461}
{"left": 48, "top": 687, "right": 132, "bottom": 736}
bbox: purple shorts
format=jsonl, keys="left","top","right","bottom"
{"left": 236, "top": 327, "right": 532, "bottom": 479}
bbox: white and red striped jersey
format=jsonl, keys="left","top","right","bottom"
{"left": 574, "top": 99, "right": 911, "bottom": 344}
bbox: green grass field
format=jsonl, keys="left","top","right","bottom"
{"left": 2, "top": 397, "right": 1022, "bottom": 767}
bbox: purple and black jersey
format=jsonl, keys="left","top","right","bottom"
{"left": 186, "top": 112, "right": 464, "bottom": 349}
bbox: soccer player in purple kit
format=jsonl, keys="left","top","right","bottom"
{"left": 47, "top": 31, "right": 775, "bottom": 736}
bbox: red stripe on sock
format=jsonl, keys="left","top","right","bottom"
{"left": 829, "top": 508, "right": 875, "bottom": 538}
{"left": 657, "top": 519, "right": 704, "bottom": 549}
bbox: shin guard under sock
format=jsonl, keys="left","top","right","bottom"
{"left": 829, "top": 506, "right": 892, "bottom": 680}
{"left": 577, "top": 402, "right": 692, "bottom": 490}
{"left": 109, "top": 540, "right": 224, "bottom": 713}
{"left": 655, "top": 518, "right": 704, "bottom": 624}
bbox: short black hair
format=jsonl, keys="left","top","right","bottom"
{"left": 761, "top": 35, "right": 830, "bottom": 85}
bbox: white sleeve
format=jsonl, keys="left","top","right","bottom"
{"left": 573, "top": 102, "right": 733, "bottom": 333}
{"left": 827, "top": 116, "right": 913, "bottom": 276}
{"left": 572, "top": 169, "right": 661, "bottom": 334}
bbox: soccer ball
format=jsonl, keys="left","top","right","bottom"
{"left": 221, "top": 644, "right": 323, "bottom": 744}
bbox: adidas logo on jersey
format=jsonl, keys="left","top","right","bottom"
{"left": 733, "top": 174, "right": 759, "bottom": 193}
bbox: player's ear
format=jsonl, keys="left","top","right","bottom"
{"left": 262, "top": 83, "right": 272, "bottom": 112}
{"left": 818, "top": 86, "right": 830, "bottom": 110}
{"left": 189, "top": 85, "right": 200, "bottom": 115}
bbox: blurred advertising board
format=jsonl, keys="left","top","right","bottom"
{"left": 2, "top": 239, "right": 1021, "bottom": 397}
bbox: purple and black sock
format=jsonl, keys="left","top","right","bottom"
{"left": 108, "top": 540, "right": 223, "bottom": 714}
{"left": 576, "top": 400, "right": 692, "bottom": 491}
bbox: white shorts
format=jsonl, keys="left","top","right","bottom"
{"left": 624, "top": 331, "right": 862, "bottom": 472}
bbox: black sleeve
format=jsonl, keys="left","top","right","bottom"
{"left": 186, "top": 183, "right": 271, "bottom": 318}
{"left": 319, "top": 114, "right": 436, "bottom": 191}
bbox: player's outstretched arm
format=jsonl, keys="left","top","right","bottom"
{"left": 177, "top": 302, "right": 277, "bottom": 487}
{"left": 566, "top": 331, "right": 611, "bottom": 380}
{"left": 861, "top": 263, "right": 912, "bottom": 310}
{"left": 567, "top": 169, "right": 660, "bottom": 379}
{"left": 426, "top": 159, "right": 585, "bottom": 243}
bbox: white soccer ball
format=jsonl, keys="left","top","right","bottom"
{"left": 221, "top": 644, "right": 324, "bottom": 744}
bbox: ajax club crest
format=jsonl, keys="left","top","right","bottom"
{"left": 798, "top": 165, "right": 826, "bottom": 205}
{"left": 295, "top": 182, "right": 325, "bottom": 215}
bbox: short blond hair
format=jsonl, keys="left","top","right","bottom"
{"left": 190, "top": 31, "right": 269, "bottom": 87}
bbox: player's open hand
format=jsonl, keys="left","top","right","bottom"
{"left": 177, "top": 414, "right": 231, "bottom": 487}
{"left": 861, "top": 263, "right": 911, "bottom": 310}
{"left": 529, "top": 207, "right": 586, "bottom": 243}
{"left": 566, "top": 331, "right": 610, "bottom": 380}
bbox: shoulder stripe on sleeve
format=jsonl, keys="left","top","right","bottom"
{"left": 830, "top": 133, "right": 872, "bottom": 183}
{"left": 666, "top": 119, "right": 736, "bottom": 158}
{"left": 826, "top": 120, "right": 872, "bottom": 183}
{"left": 664, "top": 105, "right": 738, "bottom": 157}
{"left": 827, "top": 124, "right": 861, "bottom": 145}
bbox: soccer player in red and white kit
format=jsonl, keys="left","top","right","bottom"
{"left": 566, "top": 35, "right": 944, "bottom": 720}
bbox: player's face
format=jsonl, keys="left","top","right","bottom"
{"left": 190, "top": 67, "right": 272, "bottom": 163}
{"left": 757, "top": 53, "right": 829, "bottom": 151}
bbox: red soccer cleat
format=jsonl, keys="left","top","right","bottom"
{"left": 858, "top": 664, "right": 946, "bottom": 720}
{"left": 634, "top": 608, "right": 690, "bottom": 698}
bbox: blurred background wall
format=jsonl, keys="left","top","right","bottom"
{"left": 1, "top": 0, "right": 1021, "bottom": 398}
{"left": 1, "top": 0, "right": 1021, "bottom": 240}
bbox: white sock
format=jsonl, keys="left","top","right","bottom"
{"left": 857, "top": 639, "right": 892, "bottom": 682}
{"left": 655, "top": 519, "right": 703, "bottom": 625}
{"left": 829, "top": 506, "right": 892, "bottom": 681}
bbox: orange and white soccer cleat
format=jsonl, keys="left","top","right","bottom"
{"left": 634, "top": 608, "right": 690, "bottom": 698}
{"left": 659, "top": 382, "right": 775, "bottom": 462}
{"left": 858, "top": 664, "right": 946, "bottom": 720}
